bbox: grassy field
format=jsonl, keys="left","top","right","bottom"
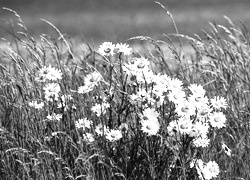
{"left": 1, "top": 1, "right": 250, "bottom": 180}
{"left": 1, "top": 0, "right": 250, "bottom": 43}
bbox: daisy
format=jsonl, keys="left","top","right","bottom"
{"left": 132, "top": 57, "right": 150, "bottom": 70}
{"left": 47, "top": 113, "right": 62, "bottom": 121}
{"left": 189, "top": 83, "right": 206, "bottom": 97}
{"left": 84, "top": 133, "right": 95, "bottom": 143}
{"left": 43, "top": 83, "right": 61, "bottom": 101}
{"left": 177, "top": 116, "right": 193, "bottom": 135}
{"left": 116, "top": 43, "right": 132, "bottom": 55}
{"left": 141, "top": 119, "right": 160, "bottom": 136}
{"left": 188, "top": 93, "right": 209, "bottom": 110}
{"left": 167, "top": 78, "right": 184, "bottom": 92}
{"left": 210, "top": 96, "right": 227, "bottom": 110}
{"left": 167, "top": 120, "right": 179, "bottom": 136}
{"left": 208, "top": 112, "right": 227, "bottom": 129}
{"left": 175, "top": 100, "right": 196, "bottom": 117}
{"left": 196, "top": 104, "right": 212, "bottom": 121}
{"left": 189, "top": 121, "right": 209, "bottom": 138}
{"left": 98, "top": 42, "right": 115, "bottom": 56}
{"left": 78, "top": 84, "right": 94, "bottom": 94}
{"left": 84, "top": 71, "right": 102, "bottom": 87}
{"left": 167, "top": 89, "right": 186, "bottom": 105}
{"left": 75, "top": 118, "right": 92, "bottom": 130}
{"left": 95, "top": 124, "right": 109, "bottom": 136}
{"left": 202, "top": 161, "right": 220, "bottom": 180}
{"left": 37, "top": 65, "right": 62, "bottom": 82}
{"left": 106, "top": 129, "right": 123, "bottom": 142}
{"left": 193, "top": 136, "right": 210, "bottom": 148}
{"left": 91, "top": 102, "right": 109, "bottom": 117}
{"left": 28, "top": 100, "right": 44, "bottom": 109}
{"left": 142, "top": 108, "right": 159, "bottom": 122}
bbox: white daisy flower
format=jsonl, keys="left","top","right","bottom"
{"left": 84, "top": 133, "right": 95, "bottom": 143}
{"left": 105, "top": 129, "right": 123, "bottom": 142}
{"left": 116, "top": 43, "right": 132, "bottom": 55}
{"left": 47, "top": 113, "right": 62, "bottom": 121}
{"left": 98, "top": 42, "right": 115, "bottom": 56}
{"left": 36, "top": 65, "right": 62, "bottom": 82}
{"left": 177, "top": 116, "right": 193, "bottom": 135}
{"left": 75, "top": 118, "right": 92, "bottom": 130}
{"left": 193, "top": 136, "right": 210, "bottom": 148}
{"left": 189, "top": 83, "right": 206, "bottom": 97}
{"left": 175, "top": 100, "right": 196, "bottom": 117}
{"left": 91, "top": 102, "right": 109, "bottom": 117}
{"left": 210, "top": 96, "right": 227, "bottom": 110}
{"left": 208, "top": 112, "right": 227, "bottom": 129}
{"left": 43, "top": 83, "right": 61, "bottom": 101}
{"left": 141, "top": 119, "right": 160, "bottom": 136}
{"left": 95, "top": 124, "right": 109, "bottom": 136}
{"left": 167, "top": 89, "right": 186, "bottom": 105}
{"left": 202, "top": 161, "right": 220, "bottom": 180}
{"left": 28, "top": 100, "right": 44, "bottom": 109}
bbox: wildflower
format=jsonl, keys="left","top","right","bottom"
{"left": 202, "top": 161, "right": 220, "bottom": 180}
{"left": 188, "top": 93, "right": 209, "bottom": 110}
{"left": 78, "top": 85, "right": 93, "bottom": 94}
{"left": 95, "top": 124, "right": 109, "bottom": 136}
{"left": 222, "top": 142, "right": 232, "bottom": 156}
{"left": 43, "top": 83, "right": 60, "bottom": 101}
{"left": 175, "top": 100, "right": 196, "bottom": 117}
{"left": 98, "top": 42, "right": 115, "bottom": 56}
{"left": 177, "top": 116, "right": 193, "bottom": 135}
{"left": 47, "top": 113, "right": 62, "bottom": 121}
{"left": 167, "top": 89, "right": 186, "bottom": 105}
{"left": 210, "top": 96, "right": 227, "bottom": 110}
{"left": 196, "top": 104, "right": 212, "bottom": 121}
{"left": 142, "top": 108, "right": 159, "bottom": 122}
{"left": 208, "top": 112, "right": 227, "bottom": 129}
{"left": 106, "top": 129, "right": 123, "bottom": 141}
{"left": 75, "top": 118, "right": 92, "bottom": 130}
{"left": 132, "top": 57, "right": 150, "bottom": 70}
{"left": 91, "top": 102, "right": 109, "bottom": 117}
{"left": 167, "top": 120, "right": 179, "bottom": 136}
{"left": 189, "top": 83, "right": 206, "bottom": 97}
{"left": 193, "top": 136, "right": 210, "bottom": 148}
{"left": 78, "top": 71, "right": 102, "bottom": 94}
{"left": 141, "top": 119, "right": 160, "bottom": 136}
{"left": 37, "top": 65, "right": 62, "bottom": 82}
{"left": 83, "top": 133, "right": 95, "bottom": 143}
{"left": 189, "top": 121, "right": 209, "bottom": 138}
{"left": 167, "top": 78, "right": 184, "bottom": 92}
{"left": 85, "top": 71, "right": 102, "bottom": 86}
{"left": 123, "top": 57, "right": 154, "bottom": 83}
{"left": 28, "top": 100, "right": 44, "bottom": 109}
{"left": 116, "top": 43, "right": 132, "bottom": 55}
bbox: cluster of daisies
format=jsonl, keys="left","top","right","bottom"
{"left": 28, "top": 41, "right": 231, "bottom": 180}
{"left": 98, "top": 42, "right": 132, "bottom": 56}
{"left": 29, "top": 65, "right": 73, "bottom": 121}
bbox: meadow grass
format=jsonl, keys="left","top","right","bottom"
{"left": 1, "top": 5, "right": 250, "bottom": 180}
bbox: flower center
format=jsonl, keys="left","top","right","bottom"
{"left": 104, "top": 48, "right": 111, "bottom": 53}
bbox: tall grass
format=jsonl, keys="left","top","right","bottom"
{"left": 0, "top": 6, "right": 250, "bottom": 180}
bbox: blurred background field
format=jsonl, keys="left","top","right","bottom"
{"left": 1, "top": 0, "right": 250, "bottom": 44}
